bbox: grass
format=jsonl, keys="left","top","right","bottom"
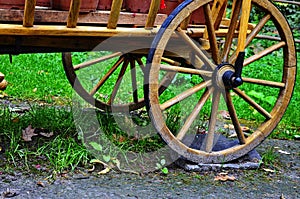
{"left": 261, "top": 147, "right": 280, "bottom": 168}
{"left": 0, "top": 53, "right": 72, "bottom": 103}
{"left": 0, "top": 105, "right": 89, "bottom": 173}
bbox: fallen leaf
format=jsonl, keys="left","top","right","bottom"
{"left": 3, "top": 188, "right": 19, "bottom": 198}
{"left": 12, "top": 117, "right": 20, "bottom": 123}
{"left": 0, "top": 79, "right": 8, "bottom": 90}
{"left": 0, "top": 91, "right": 8, "bottom": 98}
{"left": 98, "top": 167, "right": 110, "bottom": 175}
{"left": 229, "top": 133, "right": 237, "bottom": 138}
{"left": 0, "top": 72, "right": 4, "bottom": 81}
{"left": 214, "top": 173, "right": 236, "bottom": 182}
{"left": 36, "top": 181, "right": 45, "bottom": 187}
{"left": 111, "top": 158, "right": 140, "bottom": 175}
{"left": 241, "top": 126, "right": 250, "bottom": 132}
{"left": 22, "top": 125, "right": 38, "bottom": 142}
{"left": 87, "top": 165, "right": 95, "bottom": 172}
{"left": 90, "top": 159, "right": 111, "bottom": 175}
{"left": 219, "top": 110, "right": 231, "bottom": 120}
{"left": 40, "top": 132, "right": 54, "bottom": 138}
{"left": 224, "top": 124, "right": 234, "bottom": 130}
{"left": 263, "top": 168, "right": 276, "bottom": 173}
{"left": 278, "top": 150, "right": 291, "bottom": 155}
{"left": 118, "top": 135, "right": 126, "bottom": 143}
{"left": 294, "top": 135, "right": 300, "bottom": 140}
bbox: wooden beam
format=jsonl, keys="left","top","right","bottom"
{"left": 0, "top": 24, "right": 159, "bottom": 37}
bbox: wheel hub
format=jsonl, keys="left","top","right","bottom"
{"left": 214, "top": 52, "right": 245, "bottom": 89}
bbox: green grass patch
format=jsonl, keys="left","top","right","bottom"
{"left": 0, "top": 105, "right": 90, "bottom": 173}
{"left": 0, "top": 53, "right": 72, "bottom": 103}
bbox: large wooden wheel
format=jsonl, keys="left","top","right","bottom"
{"left": 145, "top": 0, "right": 296, "bottom": 163}
{"left": 63, "top": 50, "right": 176, "bottom": 112}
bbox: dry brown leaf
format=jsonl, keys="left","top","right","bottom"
{"left": 219, "top": 110, "right": 231, "bottom": 120}
{"left": 0, "top": 79, "right": 8, "bottom": 90}
{"left": 36, "top": 181, "right": 45, "bottom": 187}
{"left": 90, "top": 159, "right": 111, "bottom": 175}
{"left": 214, "top": 173, "right": 236, "bottom": 182}
{"left": 22, "top": 125, "right": 38, "bottom": 142}
{"left": 241, "top": 126, "right": 250, "bottom": 132}
{"left": 2, "top": 188, "right": 19, "bottom": 198}
{"left": 0, "top": 72, "right": 4, "bottom": 81}
{"left": 98, "top": 167, "right": 110, "bottom": 175}
{"left": 12, "top": 117, "right": 20, "bottom": 123}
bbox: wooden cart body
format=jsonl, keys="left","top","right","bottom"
{"left": 0, "top": 0, "right": 168, "bottom": 54}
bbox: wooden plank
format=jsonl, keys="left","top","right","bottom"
{"left": 0, "top": 9, "right": 167, "bottom": 26}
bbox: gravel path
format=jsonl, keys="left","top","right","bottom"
{"left": 1, "top": 139, "right": 299, "bottom": 199}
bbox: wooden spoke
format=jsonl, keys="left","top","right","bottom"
{"left": 136, "top": 57, "right": 146, "bottom": 74}
{"left": 160, "top": 64, "right": 212, "bottom": 77}
{"left": 176, "top": 89, "right": 212, "bottom": 140}
{"left": 229, "top": 14, "right": 271, "bottom": 63}
{"left": 233, "top": 88, "right": 272, "bottom": 119}
{"left": 255, "top": 35, "right": 286, "bottom": 42}
{"left": 161, "top": 57, "right": 181, "bottom": 66}
{"left": 158, "top": 71, "right": 177, "bottom": 94}
{"left": 243, "top": 77, "right": 285, "bottom": 88}
{"left": 89, "top": 56, "right": 124, "bottom": 96}
{"left": 108, "top": 59, "right": 129, "bottom": 105}
{"left": 203, "top": 3, "right": 220, "bottom": 64}
{"left": 245, "top": 14, "right": 271, "bottom": 48}
{"left": 177, "top": 27, "right": 216, "bottom": 69}
{"left": 221, "top": 0, "right": 242, "bottom": 62}
{"left": 74, "top": 52, "right": 123, "bottom": 71}
{"left": 130, "top": 59, "right": 138, "bottom": 103}
{"left": 160, "top": 80, "right": 212, "bottom": 111}
{"left": 244, "top": 41, "right": 286, "bottom": 66}
{"left": 224, "top": 90, "right": 246, "bottom": 144}
{"left": 205, "top": 89, "right": 221, "bottom": 152}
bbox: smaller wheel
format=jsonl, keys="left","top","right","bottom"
{"left": 63, "top": 50, "right": 177, "bottom": 112}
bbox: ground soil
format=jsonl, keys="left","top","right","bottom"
{"left": 0, "top": 139, "right": 299, "bottom": 199}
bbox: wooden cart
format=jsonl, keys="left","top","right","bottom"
{"left": 0, "top": 0, "right": 297, "bottom": 163}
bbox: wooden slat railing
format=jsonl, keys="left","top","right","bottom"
{"left": 145, "top": 0, "right": 160, "bottom": 28}
{"left": 67, "top": 0, "right": 81, "bottom": 28}
{"left": 107, "top": 0, "right": 123, "bottom": 29}
{"left": 23, "top": 0, "right": 36, "bottom": 27}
